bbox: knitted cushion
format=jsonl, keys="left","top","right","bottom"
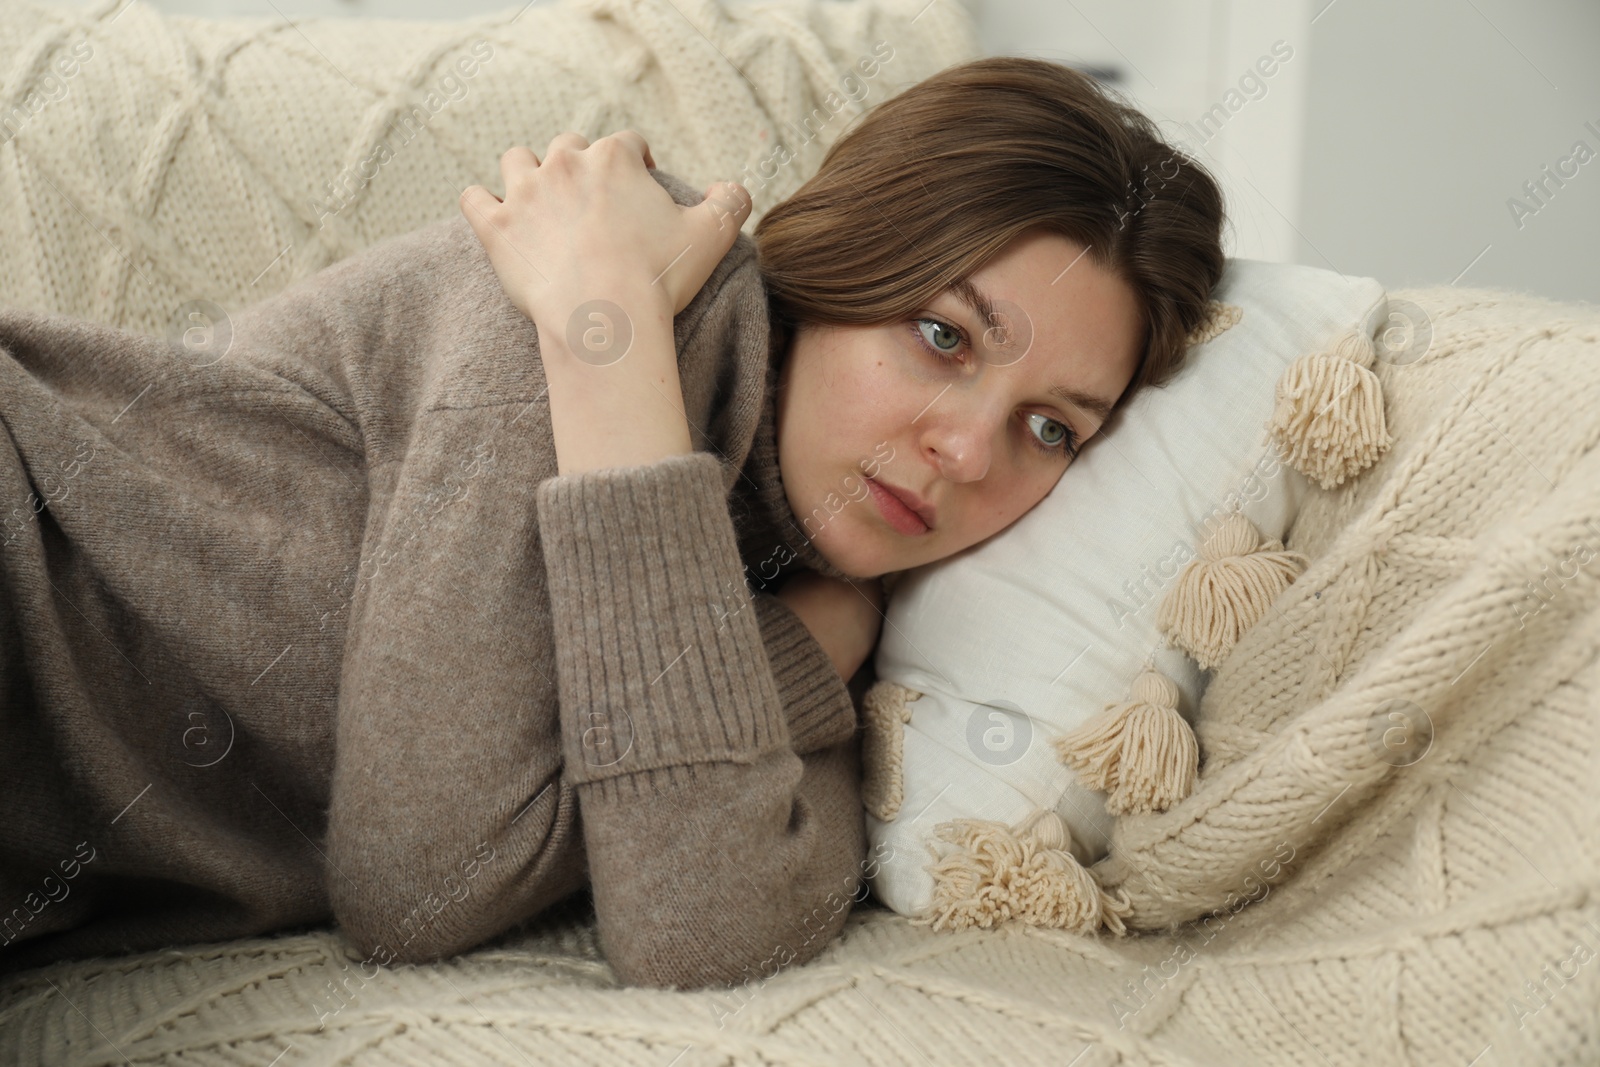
{"left": 0, "top": 0, "right": 977, "bottom": 337}
{"left": 864, "top": 258, "right": 1390, "bottom": 923}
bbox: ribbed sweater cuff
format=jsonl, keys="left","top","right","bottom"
{"left": 536, "top": 451, "right": 792, "bottom": 786}
{"left": 748, "top": 592, "right": 859, "bottom": 757}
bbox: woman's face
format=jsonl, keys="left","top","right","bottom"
{"left": 775, "top": 229, "right": 1145, "bottom": 580}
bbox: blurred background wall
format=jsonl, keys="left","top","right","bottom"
{"left": 38, "top": 0, "right": 1600, "bottom": 303}
{"left": 971, "top": 0, "right": 1598, "bottom": 304}
{"left": 1293, "top": 0, "right": 1597, "bottom": 304}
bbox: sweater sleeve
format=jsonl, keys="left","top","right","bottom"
{"left": 296, "top": 170, "right": 866, "bottom": 985}
{"left": 325, "top": 401, "right": 867, "bottom": 988}
{"left": 534, "top": 450, "right": 868, "bottom": 990}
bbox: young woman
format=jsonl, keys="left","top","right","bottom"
{"left": 0, "top": 56, "right": 1222, "bottom": 991}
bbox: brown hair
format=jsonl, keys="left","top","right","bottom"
{"left": 754, "top": 56, "right": 1227, "bottom": 406}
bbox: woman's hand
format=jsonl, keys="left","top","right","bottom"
{"left": 457, "top": 131, "right": 751, "bottom": 476}
{"left": 458, "top": 131, "right": 753, "bottom": 332}
{"left": 775, "top": 571, "right": 886, "bottom": 683}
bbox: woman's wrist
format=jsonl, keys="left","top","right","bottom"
{"left": 534, "top": 292, "right": 693, "bottom": 476}
{"left": 775, "top": 572, "right": 885, "bottom": 682}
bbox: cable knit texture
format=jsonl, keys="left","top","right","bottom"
{"left": 0, "top": 0, "right": 975, "bottom": 334}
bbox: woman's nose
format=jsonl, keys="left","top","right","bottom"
{"left": 922, "top": 396, "right": 999, "bottom": 483}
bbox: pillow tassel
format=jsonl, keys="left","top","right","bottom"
{"left": 1054, "top": 669, "right": 1197, "bottom": 815}
{"left": 912, "top": 808, "right": 1133, "bottom": 935}
{"left": 1184, "top": 300, "right": 1243, "bottom": 347}
{"left": 861, "top": 680, "right": 922, "bottom": 822}
{"left": 1157, "top": 511, "right": 1310, "bottom": 670}
{"left": 1265, "top": 328, "right": 1394, "bottom": 490}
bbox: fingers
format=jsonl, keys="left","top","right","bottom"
{"left": 698, "top": 180, "right": 753, "bottom": 237}
{"left": 491, "top": 145, "right": 536, "bottom": 202}
{"left": 655, "top": 180, "right": 751, "bottom": 316}
{"left": 458, "top": 183, "right": 503, "bottom": 227}
{"left": 604, "top": 129, "right": 656, "bottom": 169}
{"left": 500, "top": 145, "right": 540, "bottom": 170}
{"left": 499, "top": 131, "right": 655, "bottom": 187}
{"left": 542, "top": 131, "right": 590, "bottom": 159}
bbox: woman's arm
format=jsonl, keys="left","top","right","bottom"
{"left": 533, "top": 453, "right": 869, "bottom": 989}
{"left": 774, "top": 571, "right": 886, "bottom": 683}
{"left": 343, "top": 138, "right": 868, "bottom": 988}
{"left": 459, "top": 131, "right": 750, "bottom": 477}
{"left": 0, "top": 147, "right": 860, "bottom": 984}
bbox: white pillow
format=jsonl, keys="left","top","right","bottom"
{"left": 864, "top": 257, "right": 1390, "bottom": 923}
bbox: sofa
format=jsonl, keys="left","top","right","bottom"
{"left": 2, "top": 0, "right": 1598, "bottom": 1064}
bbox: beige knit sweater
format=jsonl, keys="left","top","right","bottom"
{"left": 0, "top": 167, "right": 870, "bottom": 991}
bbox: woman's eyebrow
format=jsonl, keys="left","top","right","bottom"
{"left": 946, "top": 278, "right": 1117, "bottom": 426}
{"left": 947, "top": 276, "right": 1002, "bottom": 339}
{"left": 1048, "top": 384, "right": 1115, "bottom": 426}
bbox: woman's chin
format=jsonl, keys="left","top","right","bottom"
{"left": 812, "top": 522, "right": 913, "bottom": 582}
{"left": 808, "top": 524, "right": 877, "bottom": 581}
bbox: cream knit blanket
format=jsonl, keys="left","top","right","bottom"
{"left": 3, "top": 286, "right": 1595, "bottom": 1067}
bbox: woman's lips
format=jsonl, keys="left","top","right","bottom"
{"left": 866, "top": 477, "right": 931, "bottom": 536}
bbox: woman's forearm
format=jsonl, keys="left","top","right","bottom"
{"left": 534, "top": 294, "right": 693, "bottom": 476}
{"left": 460, "top": 133, "right": 751, "bottom": 480}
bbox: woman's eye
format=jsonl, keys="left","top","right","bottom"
{"left": 914, "top": 317, "right": 1077, "bottom": 459}
{"left": 914, "top": 317, "right": 965, "bottom": 357}
{"left": 1025, "top": 412, "right": 1077, "bottom": 457}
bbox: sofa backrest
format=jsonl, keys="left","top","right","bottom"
{"left": 0, "top": 0, "right": 980, "bottom": 335}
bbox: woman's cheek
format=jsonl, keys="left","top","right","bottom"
{"left": 901, "top": 338, "right": 942, "bottom": 385}
{"left": 890, "top": 327, "right": 948, "bottom": 388}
